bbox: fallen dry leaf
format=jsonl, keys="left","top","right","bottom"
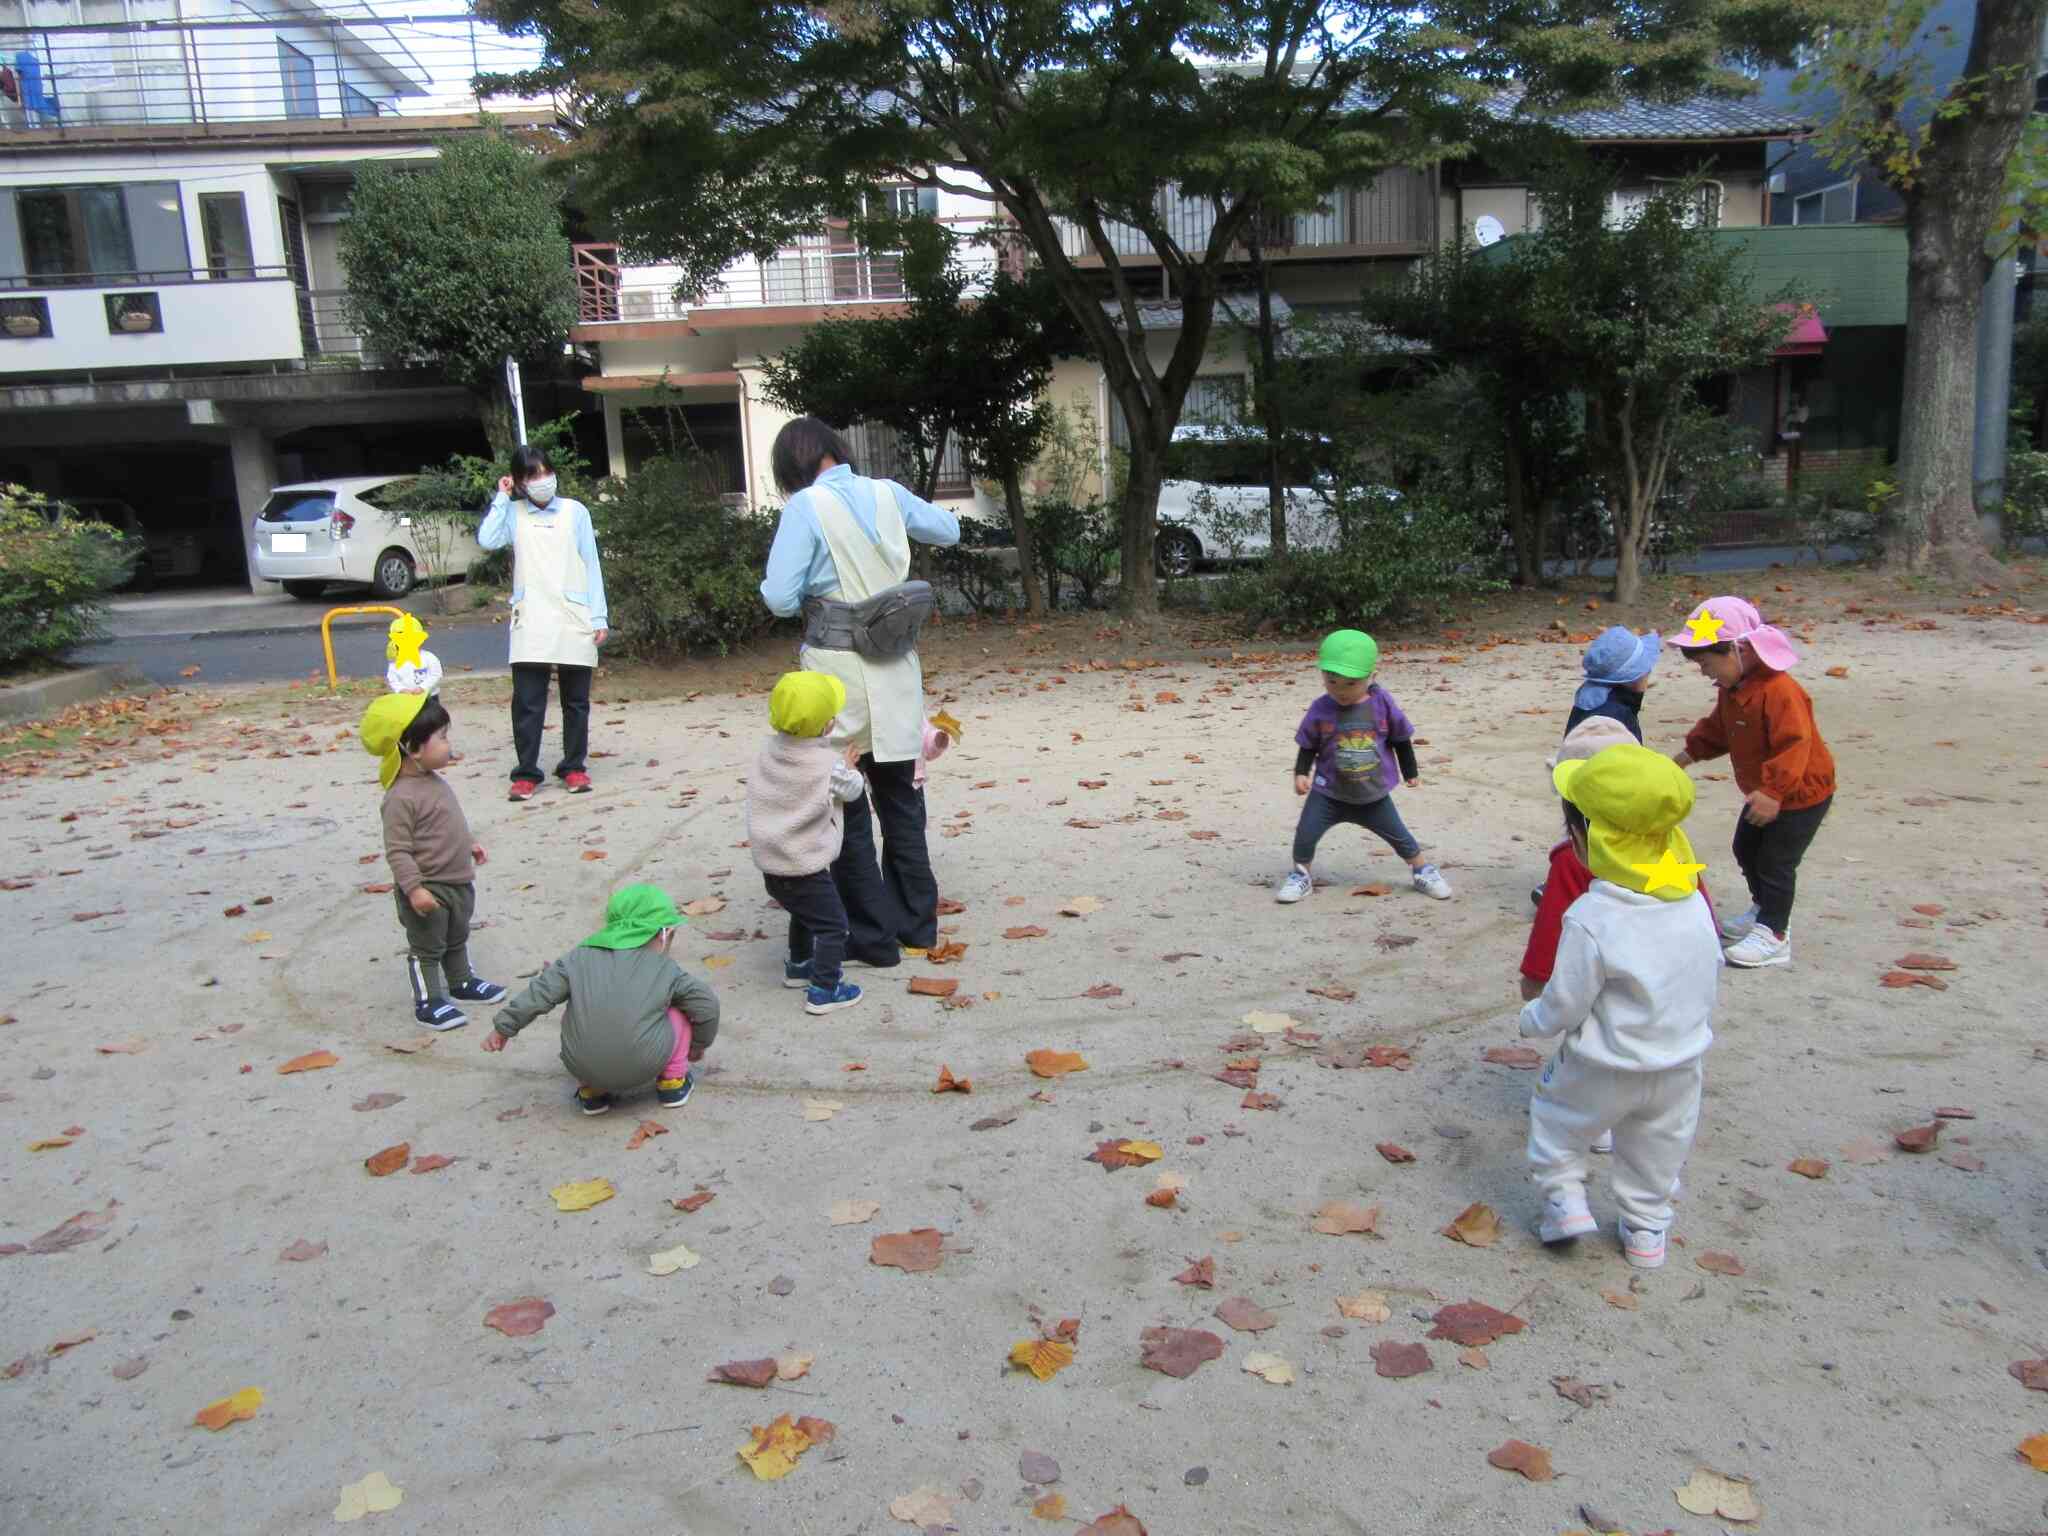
{"left": 383, "top": 1038, "right": 434, "bottom": 1055}
{"left": 1116, "top": 1139, "right": 1163, "bottom": 1162}
{"left": 22, "top": 1202, "right": 118, "bottom": 1254}
{"left": 1174, "top": 1256, "right": 1216, "bottom": 1288}
{"left": 1243, "top": 1010, "right": 1298, "bottom": 1034}
{"left": 1008, "top": 1337, "right": 1076, "bottom": 1380}
{"left": 1482, "top": 1045, "right": 1543, "bottom": 1070}
{"left": 907, "top": 976, "right": 959, "bottom": 998}
{"left": 738, "top": 1413, "right": 816, "bottom": 1481}
{"left": 1553, "top": 1375, "right": 1609, "bottom": 1408}
{"left": 1370, "top": 1340, "right": 1432, "bottom": 1379}
{"left": 1140, "top": 1326, "right": 1225, "bottom": 1378}
{"left": 1336, "top": 1290, "right": 1391, "bottom": 1323}
{"left": 1144, "top": 1188, "right": 1177, "bottom": 1208}
{"left": 351, "top": 1093, "right": 404, "bottom": 1112}
{"left": 1600, "top": 1288, "right": 1639, "bottom": 1311}
{"left": 48, "top": 1329, "right": 95, "bottom": 1356}
{"left": 673, "top": 1190, "right": 716, "bottom": 1213}
{"left": 1032, "top": 1493, "right": 1068, "bottom": 1520}
{"left": 279, "top": 1239, "right": 327, "bottom": 1263}
{"left": 646, "top": 1241, "right": 700, "bottom": 1276}
{"left": 890, "top": 1487, "right": 955, "bottom": 1526}
{"left": 1933, "top": 1105, "right": 1976, "bottom": 1119}
{"left": 1942, "top": 1149, "right": 1987, "bottom": 1172}
{"left": 870, "top": 1228, "right": 944, "bottom": 1272}
{"left": 410, "top": 1154, "right": 455, "bottom": 1174}
{"left": 708, "top": 1358, "right": 779, "bottom": 1388}
{"left": 1788, "top": 1157, "right": 1830, "bottom": 1179}
{"left": 580, "top": 849, "right": 607, "bottom": 861}
{"left": 1216, "top": 1296, "right": 1277, "bottom": 1333}
{"left": 1240, "top": 1090, "right": 1283, "bottom": 1111}
{"left": 27, "top": 1135, "right": 73, "bottom": 1151}
{"left": 1696, "top": 1251, "right": 1746, "bottom": 1277}
{"left": 1026, "top": 1048, "right": 1089, "bottom": 1077}
{"left": 332, "top": 1471, "right": 404, "bottom": 1523}
{"left": 111, "top": 1357, "right": 148, "bottom": 1381}
{"left": 681, "top": 896, "right": 726, "bottom": 917}
{"left": 1459, "top": 1346, "right": 1490, "bottom": 1369}
{"left": 1487, "top": 1440, "right": 1553, "bottom": 1482}
{"left": 932, "top": 1064, "right": 972, "bottom": 1094}
{"left": 1005, "top": 925, "right": 1050, "bottom": 939}
{"left": 924, "top": 940, "right": 968, "bottom": 964}
{"left": 193, "top": 1386, "right": 263, "bottom": 1431}
{"left": 550, "top": 1178, "right": 615, "bottom": 1211}
{"left": 364, "top": 1143, "right": 410, "bottom": 1177}
{"left": 360, "top": 882, "right": 394, "bottom": 895}
{"left": 483, "top": 1298, "right": 555, "bottom": 1336}
{"left": 1880, "top": 969, "right": 1948, "bottom": 990}
{"left": 802, "top": 1098, "right": 844, "bottom": 1121}
{"left": 1428, "top": 1301, "right": 1527, "bottom": 1347}
{"left": 1674, "top": 1467, "right": 1764, "bottom": 1521}
{"left": 1896, "top": 952, "right": 1958, "bottom": 971}
{"left": 1086, "top": 1139, "right": 1148, "bottom": 1170}
{"left": 277, "top": 1050, "right": 339, "bottom": 1075}
{"left": 2010, "top": 1360, "right": 2048, "bottom": 1392}
{"left": 1060, "top": 896, "right": 1104, "bottom": 916}
{"left": 1895, "top": 1123, "right": 1942, "bottom": 1153}
{"left": 1442, "top": 1203, "right": 1503, "bottom": 1248}
{"left": 1841, "top": 1136, "right": 1891, "bottom": 1164}
{"left": 1351, "top": 883, "right": 1392, "bottom": 897}
{"left": 1081, "top": 982, "right": 1123, "bottom": 999}
{"left": 777, "top": 1352, "right": 813, "bottom": 1381}
{"left": 1078, "top": 1506, "right": 1149, "bottom": 1536}
{"left": 1242, "top": 1350, "right": 1295, "bottom": 1385}
{"left": 1311, "top": 1200, "right": 1380, "bottom": 1237}
{"left": 829, "top": 1198, "right": 881, "bottom": 1225}
{"left": 2022, "top": 1434, "right": 2048, "bottom": 1471}
{"left": 1306, "top": 983, "right": 1358, "bottom": 1002}
{"left": 94, "top": 1039, "right": 148, "bottom": 1055}
{"left": 1376, "top": 1142, "right": 1416, "bottom": 1164}
{"left": 1825, "top": 664, "right": 1849, "bottom": 678}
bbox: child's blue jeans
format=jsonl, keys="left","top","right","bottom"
{"left": 1292, "top": 789, "right": 1421, "bottom": 868}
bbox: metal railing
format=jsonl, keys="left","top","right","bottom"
{"left": 1054, "top": 167, "right": 1435, "bottom": 261}
{"left": 1, "top": 262, "right": 291, "bottom": 290}
{"left": 0, "top": 12, "right": 548, "bottom": 136}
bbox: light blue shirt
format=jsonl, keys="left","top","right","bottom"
{"left": 478, "top": 492, "right": 608, "bottom": 628}
{"left": 759, "top": 465, "right": 960, "bottom": 617}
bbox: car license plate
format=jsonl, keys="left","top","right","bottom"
{"left": 271, "top": 532, "right": 308, "bottom": 553}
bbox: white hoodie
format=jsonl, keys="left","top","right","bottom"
{"left": 1518, "top": 880, "right": 1721, "bottom": 1070}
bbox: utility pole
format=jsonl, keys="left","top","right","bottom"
{"left": 1973, "top": 252, "right": 2017, "bottom": 540}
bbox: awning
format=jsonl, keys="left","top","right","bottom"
{"left": 1774, "top": 302, "right": 1827, "bottom": 357}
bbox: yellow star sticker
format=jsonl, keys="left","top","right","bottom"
{"left": 1683, "top": 608, "right": 1725, "bottom": 645}
{"left": 1630, "top": 848, "right": 1706, "bottom": 894}
{"left": 388, "top": 616, "right": 428, "bottom": 669}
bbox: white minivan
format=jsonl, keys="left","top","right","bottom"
{"left": 1153, "top": 425, "right": 1347, "bottom": 576}
{"left": 251, "top": 476, "right": 482, "bottom": 600}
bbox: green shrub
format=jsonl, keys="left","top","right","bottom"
{"left": 928, "top": 544, "right": 1018, "bottom": 614}
{"left": 586, "top": 455, "right": 776, "bottom": 658}
{"left": 2002, "top": 449, "right": 2048, "bottom": 548}
{"left": 0, "top": 486, "right": 137, "bottom": 667}
{"left": 1027, "top": 497, "right": 1120, "bottom": 609}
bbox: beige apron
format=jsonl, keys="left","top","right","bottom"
{"left": 799, "top": 479, "right": 923, "bottom": 763}
{"left": 508, "top": 503, "right": 598, "bottom": 669}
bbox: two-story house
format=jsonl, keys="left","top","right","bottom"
{"left": 0, "top": 1, "right": 563, "bottom": 590}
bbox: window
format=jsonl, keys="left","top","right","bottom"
{"left": 342, "top": 84, "right": 378, "bottom": 119}
{"left": 13, "top": 182, "right": 186, "bottom": 282}
{"left": 1793, "top": 179, "right": 1857, "bottom": 226}
{"left": 199, "top": 192, "right": 254, "bottom": 279}
{"left": 1606, "top": 182, "right": 1721, "bottom": 230}
{"left": 1109, "top": 375, "right": 1247, "bottom": 451}
{"left": 882, "top": 185, "right": 939, "bottom": 219}
{"left": 279, "top": 41, "right": 318, "bottom": 119}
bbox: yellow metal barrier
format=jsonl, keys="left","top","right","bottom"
{"left": 321, "top": 604, "right": 407, "bottom": 690}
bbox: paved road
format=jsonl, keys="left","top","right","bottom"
{"left": 77, "top": 612, "right": 510, "bottom": 686}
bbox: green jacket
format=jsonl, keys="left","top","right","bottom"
{"left": 493, "top": 945, "right": 721, "bottom": 1091}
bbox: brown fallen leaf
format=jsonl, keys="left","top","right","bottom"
{"left": 1376, "top": 1142, "right": 1416, "bottom": 1164}
{"left": 1482, "top": 1045, "right": 1543, "bottom": 1070}
{"left": 936, "top": 897, "right": 966, "bottom": 915}
{"left": 1215, "top": 1296, "right": 1278, "bottom": 1333}
{"left": 1370, "top": 1340, "right": 1432, "bottom": 1379}
{"left": 483, "top": 1297, "right": 555, "bottom": 1337}
{"left": 1351, "top": 883, "right": 1392, "bottom": 897}
{"left": 1139, "top": 1326, "right": 1224, "bottom": 1378}
{"left": 352, "top": 1093, "right": 404, "bottom": 1112}
{"left": 932, "top": 1065, "right": 972, "bottom": 1094}
{"left": 1442, "top": 1203, "right": 1503, "bottom": 1248}
{"left": 925, "top": 940, "right": 968, "bottom": 964}
{"left": 1840, "top": 1135, "right": 1891, "bottom": 1164}
{"left": 192, "top": 1387, "right": 263, "bottom": 1431}
{"left": 1600, "top": 1287, "right": 1639, "bottom": 1311}
{"left": 1911, "top": 903, "right": 1945, "bottom": 916}
{"left": 907, "top": 976, "right": 959, "bottom": 998}
{"left": 673, "top": 1190, "right": 716, "bottom": 1213}
{"left": 383, "top": 1038, "right": 434, "bottom": 1055}
{"left": 1032, "top": 1492, "right": 1068, "bottom": 1520}
{"left": 627, "top": 1119, "right": 669, "bottom": 1150}
{"left": 1895, "top": 1122, "right": 1942, "bottom": 1153}
{"left": 222, "top": 905, "right": 246, "bottom": 918}
{"left": 1240, "top": 1090, "right": 1283, "bottom": 1111}
{"left": 870, "top": 1228, "right": 944, "bottom": 1273}
{"left": 48, "top": 1329, "right": 95, "bottom": 1355}
{"left": 1173, "top": 1256, "right": 1215, "bottom": 1288}
{"left": 1459, "top": 1346, "right": 1490, "bottom": 1369}
{"left": 1788, "top": 1157, "right": 1830, "bottom": 1179}
{"left": 1144, "top": 1187, "right": 1177, "bottom": 1209}
{"left": 1086, "top": 1139, "right": 1151, "bottom": 1170}
{"left": 1942, "top": 1149, "right": 1987, "bottom": 1172}
{"left": 680, "top": 896, "right": 726, "bottom": 917}
{"left": 410, "top": 1154, "right": 455, "bottom": 1174}
{"left": 364, "top": 1143, "right": 411, "bottom": 1177}
{"left": 1078, "top": 1505, "right": 1149, "bottom": 1536}
{"left": 1897, "top": 952, "right": 1958, "bottom": 970}
{"left": 1824, "top": 664, "right": 1849, "bottom": 678}
{"left": 2022, "top": 1435, "right": 2048, "bottom": 1472}
{"left": 1082, "top": 982, "right": 1123, "bottom": 998}
{"left": 1487, "top": 1440, "right": 1554, "bottom": 1482}
{"left": 361, "top": 882, "right": 395, "bottom": 895}
{"left": 1311, "top": 1200, "right": 1380, "bottom": 1237}
{"left": 23, "top": 1202, "right": 118, "bottom": 1254}
{"left": 1427, "top": 1301, "right": 1527, "bottom": 1347}
{"left": 708, "top": 1358, "right": 779, "bottom": 1388}
{"left": 1004, "top": 925, "right": 1049, "bottom": 939}
{"left": 1552, "top": 1375, "right": 1609, "bottom": 1408}
{"left": 1696, "top": 1250, "right": 1746, "bottom": 1277}
{"left": 95, "top": 1039, "right": 148, "bottom": 1055}
{"left": 2010, "top": 1359, "right": 2048, "bottom": 1392}
{"left": 1879, "top": 969, "right": 1948, "bottom": 990}
{"left": 1307, "top": 983, "right": 1358, "bottom": 1002}
{"left": 278, "top": 1050, "right": 339, "bottom": 1075}
{"left": 279, "top": 1239, "right": 327, "bottom": 1262}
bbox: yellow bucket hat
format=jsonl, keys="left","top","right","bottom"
{"left": 386, "top": 613, "right": 429, "bottom": 667}
{"left": 769, "top": 671, "right": 845, "bottom": 739}
{"left": 1552, "top": 743, "right": 1702, "bottom": 902}
{"left": 361, "top": 691, "right": 429, "bottom": 790}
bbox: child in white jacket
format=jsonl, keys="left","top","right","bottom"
{"left": 1520, "top": 742, "right": 1721, "bottom": 1269}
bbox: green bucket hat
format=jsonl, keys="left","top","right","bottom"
{"left": 583, "top": 883, "right": 685, "bottom": 950}
{"left": 1317, "top": 629, "right": 1379, "bottom": 680}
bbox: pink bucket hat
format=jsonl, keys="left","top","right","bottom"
{"left": 1667, "top": 595, "right": 1799, "bottom": 671}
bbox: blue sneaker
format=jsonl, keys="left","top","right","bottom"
{"left": 657, "top": 1073, "right": 694, "bottom": 1109}
{"left": 415, "top": 998, "right": 467, "bottom": 1031}
{"left": 783, "top": 960, "right": 814, "bottom": 990}
{"left": 449, "top": 977, "right": 506, "bottom": 1003}
{"left": 804, "top": 980, "right": 863, "bottom": 1016}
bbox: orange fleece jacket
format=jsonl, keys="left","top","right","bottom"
{"left": 1682, "top": 666, "right": 1835, "bottom": 809}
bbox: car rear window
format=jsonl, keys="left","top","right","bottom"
{"left": 260, "top": 491, "right": 336, "bottom": 523}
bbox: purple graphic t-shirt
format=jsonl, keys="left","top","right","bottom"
{"left": 1294, "top": 687, "right": 1414, "bottom": 804}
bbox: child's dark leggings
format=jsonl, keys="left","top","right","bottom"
{"left": 763, "top": 869, "right": 847, "bottom": 989}
{"left": 1292, "top": 790, "right": 1421, "bottom": 868}
{"left": 1731, "top": 795, "right": 1831, "bottom": 935}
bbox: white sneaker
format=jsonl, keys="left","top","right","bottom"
{"left": 1274, "top": 867, "right": 1313, "bottom": 904}
{"left": 1718, "top": 903, "right": 1759, "bottom": 944}
{"left": 1591, "top": 1130, "right": 1614, "bottom": 1154}
{"left": 1539, "top": 1188, "right": 1598, "bottom": 1244}
{"left": 1724, "top": 925, "right": 1791, "bottom": 968}
{"left": 1621, "top": 1224, "right": 1667, "bottom": 1269}
{"left": 1411, "top": 863, "right": 1453, "bottom": 900}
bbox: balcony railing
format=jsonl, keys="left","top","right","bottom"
{"left": 1055, "top": 167, "right": 1436, "bottom": 261}
{"left": 0, "top": 13, "right": 548, "bottom": 137}
{"left": 0, "top": 268, "right": 314, "bottom": 370}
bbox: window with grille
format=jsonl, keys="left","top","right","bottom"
{"left": 839, "top": 420, "right": 970, "bottom": 496}
{"left": 1793, "top": 180, "right": 1857, "bottom": 226}
{"left": 1108, "top": 374, "right": 1247, "bottom": 450}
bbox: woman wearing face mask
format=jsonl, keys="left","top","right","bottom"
{"left": 478, "top": 445, "right": 609, "bottom": 801}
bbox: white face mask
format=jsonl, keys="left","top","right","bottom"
{"left": 523, "top": 475, "right": 557, "bottom": 507}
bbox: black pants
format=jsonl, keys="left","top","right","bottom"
{"left": 1291, "top": 790, "right": 1422, "bottom": 868}
{"left": 763, "top": 870, "right": 848, "bottom": 989}
{"left": 510, "top": 662, "right": 591, "bottom": 782}
{"left": 392, "top": 880, "right": 475, "bottom": 1001}
{"left": 1731, "top": 795, "right": 1831, "bottom": 936}
{"left": 832, "top": 755, "right": 938, "bottom": 956}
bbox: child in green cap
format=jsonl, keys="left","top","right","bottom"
{"left": 1276, "top": 629, "right": 1452, "bottom": 904}
{"left": 483, "top": 883, "right": 721, "bottom": 1114}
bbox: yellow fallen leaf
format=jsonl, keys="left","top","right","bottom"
{"left": 738, "top": 1414, "right": 813, "bottom": 1481}
{"left": 1336, "top": 1289, "right": 1392, "bottom": 1323}
{"left": 803, "top": 1098, "right": 843, "bottom": 1122}
{"left": 1032, "top": 1492, "right": 1067, "bottom": 1520}
{"left": 244, "top": 930, "right": 272, "bottom": 943}
{"left": 930, "top": 708, "right": 964, "bottom": 742}
{"left": 1060, "top": 895, "right": 1103, "bottom": 916}
{"left": 829, "top": 1198, "right": 881, "bottom": 1225}
{"left": 27, "top": 1136, "right": 73, "bottom": 1151}
{"left": 332, "top": 1470, "right": 404, "bottom": 1522}
{"left": 2022, "top": 1434, "right": 2048, "bottom": 1472}
{"left": 193, "top": 1386, "right": 263, "bottom": 1431}
{"left": 1443, "top": 1201, "right": 1503, "bottom": 1247}
{"left": 1025, "top": 1049, "right": 1088, "bottom": 1077}
{"left": 1242, "top": 1350, "right": 1296, "bottom": 1385}
{"left": 646, "top": 1241, "right": 700, "bottom": 1276}
{"left": 549, "top": 1178, "right": 615, "bottom": 1212}
{"left": 1116, "top": 1139, "right": 1163, "bottom": 1162}
{"left": 1243, "top": 1010, "right": 1297, "bottom": 1034}
{"left": 1674, "top": 1467, "right": 1764, "bottom": 1522}
{"left": 703, "top": 954, "right": 734, "bottom": 970}
{"left": 1008, "top": 1338, "right": 1076, "bottom": 1380}
{"left": 776, "top": 1352, "right": 814, "bottom": 1381}
{"left": 1154, "top": 1168, "right": 1188, "bottom": 1193}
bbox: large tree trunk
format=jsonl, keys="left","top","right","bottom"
{"left": 1001, "top": 465, "right": 1048, "bottom": 616}
{"left": 1611, "top": 488, "right": 1646, "bottom": 604}
{"left": 1118, "top": 410, "right": 1166, "bottom": 619}
{"left": 475, "top": 384, "right": 517, "bottom": 462}
{"left": 1502, "top": 398, "right": 1539, "bottom": 587}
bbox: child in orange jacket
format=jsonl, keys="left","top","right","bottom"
{"left": 1668, "top": 596, "right": 1835, "bottom": 970}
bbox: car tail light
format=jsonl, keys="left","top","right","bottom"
{"left": 331, "top": 509, "right": 355, "bottom": 539}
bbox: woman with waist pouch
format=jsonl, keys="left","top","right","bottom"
{"left": 758, "top": 417, "right": 961, "bottom": 966}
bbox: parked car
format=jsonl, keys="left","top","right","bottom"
{"left": 53, "top": 497, "right": 165, "bottom": 590}
{"left": 250, "top": 476, "right": 483, "bottom": 600}
{"left": 1154, "top": 427, "right": 1408, "bottom": 575}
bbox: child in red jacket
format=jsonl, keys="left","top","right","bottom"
{"left": 1669, "top": 596, "right": 1836, "bottom": 970}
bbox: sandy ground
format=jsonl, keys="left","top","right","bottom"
{"left": 4, "top": 573, "right": 2048, "bottom": 1536}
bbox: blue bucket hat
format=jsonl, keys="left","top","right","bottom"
{"left": 1575, "top": 626, "right": 1661, "bottom": 713}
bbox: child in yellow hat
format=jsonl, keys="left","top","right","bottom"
{"left": 360, "top": 692, "right": 501, "bottom": 1030}
{"left": 1519, "top": 742, "right": 1721, "bottom": 1270}
{"left": 748, "top": 671, "right": 868, "bottom": 1015}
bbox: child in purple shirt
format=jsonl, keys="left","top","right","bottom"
{"left": 1275, "top": 629, "right": 1453, "bottom": 904}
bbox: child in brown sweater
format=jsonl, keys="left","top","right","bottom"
{"left": 361, "top": 693, "right": 505, "bottom": 1029}
{"left": 1668, "top": 595, "right": 1836, "bottom": 970}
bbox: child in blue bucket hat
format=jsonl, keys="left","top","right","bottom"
{"left": 1566, "top": 625, "right": 1661, "bottom": 742}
